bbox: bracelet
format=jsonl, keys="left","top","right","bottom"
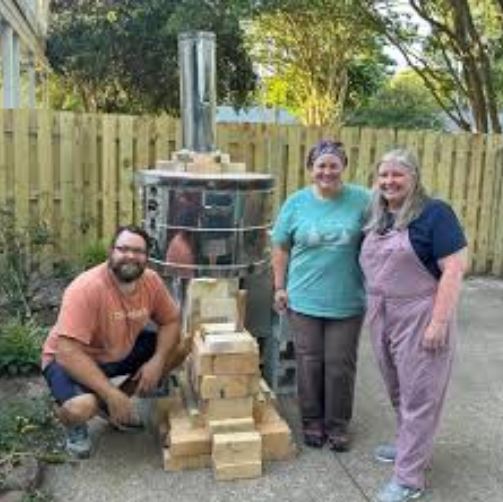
{"left": 274, "top": 287, "right": 285, "bottom": 292}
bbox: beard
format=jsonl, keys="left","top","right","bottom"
{"left": 108, "top": 258, "right": 146, "bottom": 283}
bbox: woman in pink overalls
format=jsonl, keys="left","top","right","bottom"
{"left": 359, "top": 149, "right": 467, "bottom": 502}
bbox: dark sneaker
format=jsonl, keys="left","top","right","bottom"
{"left": 65, "top": 423, "right": 91, "bottom": 459}
{"left": 374, "top": 480, "right": 423, "bottom": 502}
{"left": 328, "top": 432, "right": 351, "bottom": 452}
{"left": 303, "top": 432, "right": 325, "bottom": 448}
{"left": 374, "top": 443, "right": 396, "bottom": 463}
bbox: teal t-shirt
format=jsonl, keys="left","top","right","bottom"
{"left": 272, "top": 184, "right": 370, "bottom": 318}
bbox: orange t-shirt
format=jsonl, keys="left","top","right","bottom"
{"left": 42, "top": 263, "right": 179, "bottom": 367}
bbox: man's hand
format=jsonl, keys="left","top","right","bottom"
{"left": 104, "top": 387, "right": 135, "bottom": 425}
{"left": 422, "top": 320, "right": 449, "bottom": 350}
{"left": 132, "top": 355, "right": 164, "bottom": 396}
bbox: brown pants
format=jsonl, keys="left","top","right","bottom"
{"left": 287, "top": 310, "right": 363, "bottom": 437}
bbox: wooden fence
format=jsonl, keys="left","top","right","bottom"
{"left": 0, "top": 109, "right": 502, "bottom": 275}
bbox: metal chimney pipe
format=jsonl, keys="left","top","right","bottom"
{"left": 178, "top": 31, "right": 216, "bottom": 152}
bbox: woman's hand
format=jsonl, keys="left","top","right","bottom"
{"left": 274, "top": 288, "right": 288, "bottom": 312}
{"left": 422, "top": 320, "right": 449, "bottom": 350}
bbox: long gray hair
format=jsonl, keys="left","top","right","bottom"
{"left": 364, "top": 149, "right": 428, "bottom": 233}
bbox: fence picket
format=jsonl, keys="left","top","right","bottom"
{"left": 58, "top": 112, "right": 75, "bottom": 254}
{"left": 477, "top": 135, "right": 499, "bottom": 273}
{"left": 83, "top": 114, "right": 99, "bottom": 243}
{"left": 118, "top": 115, "right": 134, "bottom": 225}
{"left": 102, "top": 114, "right": 117, "bottom": 238}
{"left": 0, "top": 110, "right": 6, "bottom": 208}
{"left": 13, "top": 110, "right": 30, "bottom": 234}
{"left": 36, "top": 110, "right": 54, "bottom": 271}
{"left": 286, "top": 126, "right": 303, "bottom": 195}
{"left": 464, "top": 134, "right": 484, "bottom": 269}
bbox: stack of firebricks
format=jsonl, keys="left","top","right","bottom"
{"left": 157, "top": 278, "right": 295, "bottom": 480}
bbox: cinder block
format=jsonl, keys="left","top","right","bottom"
{"left": 213, "top": 460, "right": 262, "bottom": 481}
{"left": 212, "top": 431, "right": 262, "bottom": 465}
{"left": 199, "top": 374, "right": 260, "bottom": 399}
{"left": 204, "top": 396, "right": 253, "bottom": 421}
{"left": 208, "top": 417, "right": 255, "bottom": 435}
{"left": 163, "top": 449, "right": 211, "bottom": 471}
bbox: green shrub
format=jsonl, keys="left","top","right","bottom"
{"left": 0, "top": 319, "right": 47, "bottom": 376}
{"left": 79, "top": 240, "right": 108, "bottom": 270}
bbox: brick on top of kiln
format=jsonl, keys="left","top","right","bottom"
{"left": 199, "top": 297, "right": 238, "bottom": 325}
{"left": 200, "top": 323, "right": 237, "bottom": 336}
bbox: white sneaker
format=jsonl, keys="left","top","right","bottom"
{"left": 374, "top": 480, "right": 423, "bottom": 502}
{"left": 374, "top": 443, "right": 396, "bottom": 463}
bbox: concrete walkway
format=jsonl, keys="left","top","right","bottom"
{"left": 42, "top": 277, "right": 503, "bottom": 502}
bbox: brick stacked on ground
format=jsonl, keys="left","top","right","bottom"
{"left": 158, "top": 278, "right": 295, "bottom": 480}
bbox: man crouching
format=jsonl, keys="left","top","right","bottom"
{"left": 41, "top": 225, "right": 181, "bottom": 458}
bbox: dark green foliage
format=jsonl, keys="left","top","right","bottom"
{"left": 79, "top": 241, "right": 108, "bottom": 270}
{"left": 345, "top": 72, "right": 444, "bottom": 130}
{"left": 47, "top": 0, "right": 257, "bottom": 113}
{"left": 0, "top": 319, "right": 47, "bottom": 377}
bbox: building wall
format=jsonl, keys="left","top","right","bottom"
{"left": 0, "top": 0, "right": 50, "bottom": 108}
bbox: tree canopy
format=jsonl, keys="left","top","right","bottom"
{"left": 346, "top": 69, "right": 444, "bottom": 129}
{"left": 47, "top": 0, "right": 503, "bottom": 132}
{"left": 358, "top": 0, "right": 503, "bottom": 132}
{"left": 247, "top": 0, "right": 390, "bottom": 127}
{"left": 47, "top": 0, "right": 257, "bottom": 113}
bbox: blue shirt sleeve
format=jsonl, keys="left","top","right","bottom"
{"left": 409, "top": 199, "right": 467, "bottom": 278}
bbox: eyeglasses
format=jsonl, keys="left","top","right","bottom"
{"left": 114, "top": 245, "right": 147, "bottom": 256}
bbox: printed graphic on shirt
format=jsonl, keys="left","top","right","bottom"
{"left": 111, "top": 307, "right": 148, "bottom": 322}
{"left": 298, "top": 221, "right": 357, "bottom": 249}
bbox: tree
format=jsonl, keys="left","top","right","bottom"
{"left": 357, "top": 0, "right": 503, "bottom": 132}
{"left": 47, "top": 0, "right": 257, "bottom": 114}
{"left": 346, "top": 69, "right": 444, "bottom": 129}
{"left": 247, "top": 0, "right": 389, "bottom": 127}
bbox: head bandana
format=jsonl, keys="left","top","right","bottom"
{"left": 307, "top": 139, "right": 347, "bottom": 169}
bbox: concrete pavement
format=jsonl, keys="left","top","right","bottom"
{"left": 42, "top": 277, "right": 503, "bottom": 502}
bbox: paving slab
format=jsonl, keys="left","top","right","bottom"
{"left": 42, "top": 278, "right": 503, "bottom": 502}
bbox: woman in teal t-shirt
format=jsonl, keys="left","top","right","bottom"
{"left": 272, "top": 139, "right": 370, "bottom": 452}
